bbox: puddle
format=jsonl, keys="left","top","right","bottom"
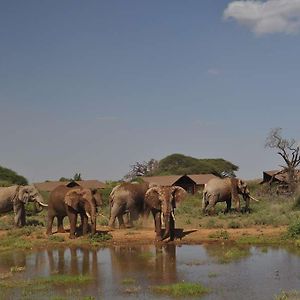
{"left": 0, "top": 244, "right": 300, "bottom": 299}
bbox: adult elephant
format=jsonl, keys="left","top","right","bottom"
{"left": 0, "top": 185, "right": 47, "bottom": 227}
{"left": 202, "top": 177, "right": 259, "bottom": 215}
{"left": 64, "top": 188, "right": 97, "bottom": 239}
{"left": 145, "top": 185, "right": 187, "bottom": 241}
{"left": 46, "top": 185, "right": 102, "bottom": 238}
{"left": 108, "top": 182, "right": 149, "bottom": 228}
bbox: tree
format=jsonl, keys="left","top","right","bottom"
{"left": 0, "top": 165, "right": 28, "bottom": 186}
{"left": 156, "top": 154, "right": 238, "bottom": 177}
{"left": 124, "top": 159, "right": 159, "bottom": 180}
{"left": 73, "top": 173, "right": 82, "bottom": 181}
{"left": 265, "top": 128, "right": 300, "bottom": 193}
{"left": 124, "top": 154, "right": 239, "bottom": 179}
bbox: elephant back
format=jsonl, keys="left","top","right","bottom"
{"left": 48, "top": 185, "right": 83, "bottom": 210}
{"left": 204, "top": 178, "right": 232, "bottom": 196}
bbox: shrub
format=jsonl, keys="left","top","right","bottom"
{"left": 293, "top": 194, "right": 300, "bottom": 210}
{"left": 209, "top": 230, "right": 229, "bottom": 240}
{"left": 287, "top": 219, "right": 300, "bottom": 238}
{"left": 228, "top": 221, "right": 241, "bottom": 229}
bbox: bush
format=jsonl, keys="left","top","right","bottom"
{"left": 293, "top": 194, "right": 300, "bottom": 210}
{"left": 287, "top": 219, "right": 300, "bottom": 238}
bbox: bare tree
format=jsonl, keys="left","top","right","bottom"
{"left": 265, "top": 128, "right": 300, "bottom": 192}
{"left": 124, "top": 159, "right": 159, "bottom": 181}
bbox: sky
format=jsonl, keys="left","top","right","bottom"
{"left": 1, "top": 0, "right": 300, "bottom": 183}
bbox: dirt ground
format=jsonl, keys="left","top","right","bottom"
{"left": 104, "top": 226, "right": 286, "bottom": 245}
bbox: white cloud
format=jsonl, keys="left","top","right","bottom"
{"left": 223, "top": 0, "right": 300, "bottom": 35}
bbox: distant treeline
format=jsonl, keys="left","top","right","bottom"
{"left": 0, "top": 165, "right": 28, "bottom": 186}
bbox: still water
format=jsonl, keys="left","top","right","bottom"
{"left": 0, "top": 243, "right": 300, "bottom": 299}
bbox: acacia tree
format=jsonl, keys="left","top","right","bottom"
{"left": 265, "top": 128, "right": 300, "bottom": 192}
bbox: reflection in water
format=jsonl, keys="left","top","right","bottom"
{"left": 109, "top": 244, "right": 177, "bottom": 284}
{"left": 1, "top": 244, "right": 300, "bottom": 300}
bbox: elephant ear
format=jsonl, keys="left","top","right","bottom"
{"left": 81, "top": 189, "right": 93, "bottom": 202}
{"left": 65, "top": 189, "right": 81, "bottom": 210}
{"left": 230, "top": 178, "right": 240, "bottom": 198}
{"left": 145, "top": 186, "right": 161, "bottom": 210}
{"left": 171, "top": 186, "right": 187, "bottom": 207}
{"left": 18, "top": 186, "right": 29, "bottom": 204}
{"left": 238, "top": 179, "right": 248, "bottom": 194}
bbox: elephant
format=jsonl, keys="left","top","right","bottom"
{"left": 0, "top": 185, "right": 47, "bottom": 227}
{"left": 144, "top": 185, "right": 187, "bottom": 241}
{"left": 64, "top": 188, "right": 97, "bottom": 239}
{"left": 46, "top": 185, "right": 102, "bottom": 238}
{"left": 108, "top": 182, "right": 150, "bottom": 228}
{"left": 202, "top": 177, "right": 259, "bottom": 215}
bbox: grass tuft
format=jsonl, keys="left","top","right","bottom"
{"left": 152, "top": 282, "right": 209, "bottom": 297}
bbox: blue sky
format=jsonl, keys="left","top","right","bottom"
{"left": 1, "top": 0, "right": 300, "bottom": 182}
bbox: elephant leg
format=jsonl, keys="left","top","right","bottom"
{"left": 46, "top": 214, "right": 55, "bottom": 235}
{"left": 68, "top": 211, "right": 77, "bottom": 239}
{"left": 152, "top": 210, "right": 162, "bottom": 241}
{"left": 235, "top": 201, "right": 241, "bottom": 213}
{"left": 57, "top": 216, "right": 65, "bottom": 233}
{"left": 224, "top": 199, "right": 232, "bottom": 214}
{"left": 81, "top": 214, "right": 89, "bottom": 235}
{"left": 169, "top": 214, "right": 175, "bottom": 241}
{"left": 202, "top": 192, "right": 209, "bottom": 214}
{"left": 244, "top": 197, "right": 250, "bottom": 213}
{"left": 20, "top": 206, "right": 26, "bottom": 226}
{"left": 123, "top": 212, "right": 132, "bottom": 228}
{"left": 109, "top": 204, "right": 122, "bottom": 228}
{"left": 117, "top": 215, "right": 125, "bottom": 229}
{"left": 206, "top": 196, "right": 217, "bottom": 215}
{"left": 13, "top": 201, "right": 24, "bottom": 227}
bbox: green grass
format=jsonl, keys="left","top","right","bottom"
{"left": 218, "top": 247, "right": 250, "bottom": 264}
{"left": 89, "top": 232, "right": 112, "bottom": 245}
{"left": 48, "top": 235, "right": 65, "bottom": 242}
{"left": 209, "top": 229, "right": 230, "bottom": 240}
{"left": 274, "top": 290, "right": 300, "bottom": 300}
{"left": 0, "top": 274, "right": 93, "bottom": 289}
{"left": 175, "top": 184, "right": 300, "bottom": 231}
{"left": 152, "top": 282, "right": 209, "bottom": 297}
{"left": 121, "top": 278, "right": 136, "bottom": 285}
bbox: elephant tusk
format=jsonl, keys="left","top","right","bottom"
{"left": 36, "top": 200, "right": 48, "bottom": 207}
{"left": 161, "top": 213, "right": 165, "bottom": 227}
{"left": 249, "top": 195, "right": 259, "bottom": 202}
{"left": 171, "top": 211, "right": 176, "bottom": 222}
{"left": 86, "top": 212, "right": 91, "bottom": 219}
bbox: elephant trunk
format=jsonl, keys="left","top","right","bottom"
{"left": 85, "top": 199, "right": 97, "bottom": 235}
{"left": 162, "top": 199, "right": 173, "bottom": 240}
{"left": 90, "top": 205, "right": 97, "bottom": 235}
{"left": 34, "top": 201, "right": 44, "bottom": 213}
{"left": 34, "top": 193, "right": 48, "bottom": 208}
{"left": 162, "top": 212, "right": 170, "bottom": 240}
